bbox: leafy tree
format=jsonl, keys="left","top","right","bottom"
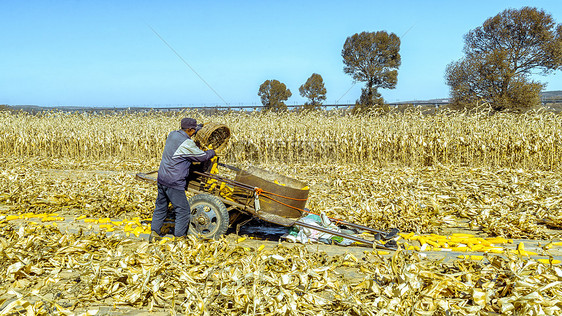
{"left": 446, "top": 54, "right": 544, "bottom": 110}
{"left": 446, "top": 7, "right": 562, "bottom": 111}
{"left": 342, "top": 31, "right": 401, "bottom": 113}
{"left": 258, "top": 79, "right": 292, "bottom": 112}
{"left": 354, "top": 87, "right": 387, "bottom": 114}
{"left": 0, "top": 104, "right": 8, "bottom": 111}
{"left": 299, "top": 73, "right": 327, "bottom": 110}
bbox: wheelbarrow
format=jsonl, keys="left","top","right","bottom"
{"left": 136, "top": 161, "right": 399, "bottom": 250}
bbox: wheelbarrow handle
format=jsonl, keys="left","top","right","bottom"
{"left": 295, "top": 220, "right": 396, "bottom": 250}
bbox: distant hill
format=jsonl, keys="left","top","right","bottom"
{"left": 3, "top": 90, "right": 562, "bottom": 111}
{"left": 541, "top": 90, "right": 562, "bottom": 99}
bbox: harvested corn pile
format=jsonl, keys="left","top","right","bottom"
{"left": 2, "top": 213, "right": 562, "bottom": 263}
{"left": 1, "top": 223, "right": 562, "bottom": 315}
{"left": 398, "top": 232, "right": 515, "bottom": 253}
{"left": 397, "top": 232, "right": 562, "bottom": 262}
{"left": 0, "top": 212, "right": 153, "bottom": 238}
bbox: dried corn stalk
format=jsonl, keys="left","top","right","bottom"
{"left": 1, "top": 224, "right": 561, "bottom": 315}
{"left": 1, "top": 110, "right": 562, "bottom": 169}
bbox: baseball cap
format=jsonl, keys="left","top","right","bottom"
{"left": 180, "top": 118, "right": 197, "bottom": 130}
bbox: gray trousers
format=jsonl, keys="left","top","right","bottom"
{"left": 152, "top": 183, "right": 191, "bottom": 237}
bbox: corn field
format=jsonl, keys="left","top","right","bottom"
{"left": 1, "top": 110, "right": 561, "bottom": 169}
{"left": 2, "top": 110, "right": 562, "bottom": 314}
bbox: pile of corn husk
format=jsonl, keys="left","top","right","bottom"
{"left": 0, "top": 159, "right": 155, "bottom": 219}
{"left": 261, "top": 162, "right": 562, "bottom": 239}
{"left": 2, "top": 157, "right": 562, "bottom": 239}
{"left": 1, "top": 223, "right": 562, "bottom": 315}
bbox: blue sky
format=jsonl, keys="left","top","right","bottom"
{"left": 1, "top": 0, "right": 562, "bottom": 107}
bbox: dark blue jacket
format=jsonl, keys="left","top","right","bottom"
{"left": 157, "top": 130, "right": 215, "bottom": 190}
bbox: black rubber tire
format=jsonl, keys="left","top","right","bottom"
{"left": 188, "top": 194, "right": 229, "bottom": 239}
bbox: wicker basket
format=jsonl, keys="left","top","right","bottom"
{"left": 194, "top": 122, "right": 231, "bottom": 153}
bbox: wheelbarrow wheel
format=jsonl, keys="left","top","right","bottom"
{"left": 188, "top": 193, "right": 229, "bottom": 239}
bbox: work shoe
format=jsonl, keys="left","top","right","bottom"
{"left": 149, "top": 231, "right": 163, "bottom": 243}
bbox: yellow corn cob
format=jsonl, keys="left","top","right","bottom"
{"left": 208, "top": 182, "right": 218, "bottom": 191}
{"left": 399, "top": 232, "right": 415, "bottom": 240}
{"left": 132, "top": 226, "right": 144, "bottom": 237}
{"left": 458, "top": 255, "right": 484, "bottom": 260}
{"left": 485, "top": 237, "right": 510, "bottom": 244}
{"left": 427, "top": 240, "right": 440, "bottom": 248}
{"left": 159, "top": 237, "right": 173, "bottom": 244}
{"left": 517, "top": 242, "right": 526, "bottom": 256}
{"left": 470, "top": 244, "right": 485, "bottom": 251}
{"left": 484, "top": 247, "right": 504, "bottom": 254}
